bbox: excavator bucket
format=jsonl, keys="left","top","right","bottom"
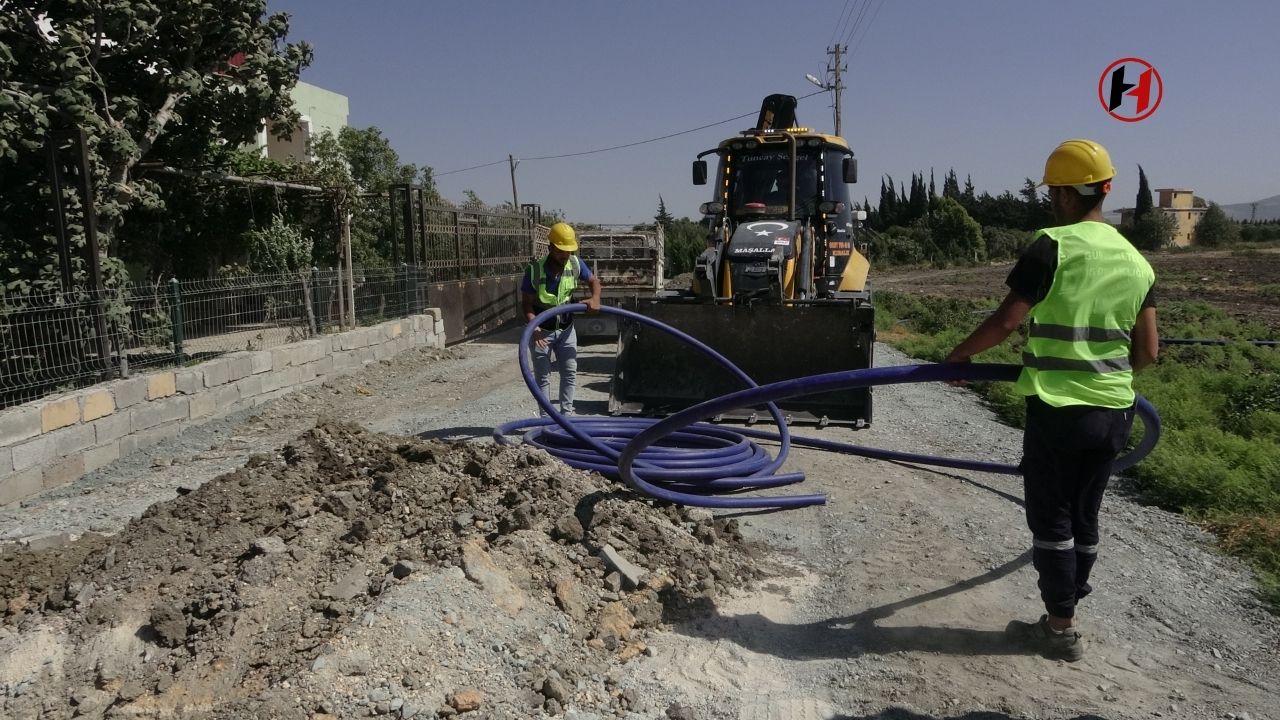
{"left": 609, "top": 299, "right": 875, "bottom": 426}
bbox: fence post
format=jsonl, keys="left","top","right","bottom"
{"left": 168, "top": 277, "right": 186, "bottom": 366}
{"left": 311, "top": 266, "right": 323, "bottom": 332}
{"left": 401, "top": 263, "right": 413, "bottom": 315}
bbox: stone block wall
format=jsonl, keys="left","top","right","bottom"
{"left": 0, "top": 311, "right": 444, "bottom": 507}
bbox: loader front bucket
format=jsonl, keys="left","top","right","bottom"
{"left": 609, "top": 298, "right": 875, "bottom": 426}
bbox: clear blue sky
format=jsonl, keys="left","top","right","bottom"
{"left": 268, "top": 0, "right": 1280, "bottom": 225}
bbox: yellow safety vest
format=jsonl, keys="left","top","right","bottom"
{"left": 1015, "top": 221, "right": 1155, "bottom": 408}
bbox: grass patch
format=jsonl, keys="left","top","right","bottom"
{"left": 875, "top": 289, "right": 1280, "bottom": 611}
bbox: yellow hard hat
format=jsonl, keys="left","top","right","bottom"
{"left": 548, "top": 222, "right": 578, "bottom": 251}
{"left": 1041, "top": 139, "right": 1116, "bottom": 187}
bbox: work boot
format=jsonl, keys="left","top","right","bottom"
{"left": 1005, "top": 615, "right": 1084, "bottom": 662}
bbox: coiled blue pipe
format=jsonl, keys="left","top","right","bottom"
{"left": 494, "top": 304, "right": 1161, "bottom": 510}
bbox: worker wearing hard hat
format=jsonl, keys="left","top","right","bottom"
{"left": 944, "top": 139, "right": 1159, "bottom": 662}
{"left": 520, "top": 222, "right": 602, "bottom": 416}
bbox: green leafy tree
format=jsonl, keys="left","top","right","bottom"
{"left": 1193, "top": 202, "right": 1240, "bottom": 248}
{"left": 663, "top": 217, "right": 706, "bottom": 277}
{"left": 1135, "top": 165, "right": 1154, "bottom": 220}
{"left": 1123, "top": 211, "right": 1176, "bottom": 250}
{"left": 655, "top": 195, "right": 674, "bottom": 229}
{"left": 1, "top": 0, "right": 311, "bottom": 289}
{"left": 942, "top": 168, "right": 961, "bottom": 200}
{"left": 1019, "top": 178, "right": 1051, "bottom": 229}
{"left": 930, "top": 197, "right": 985, "bottom": 264}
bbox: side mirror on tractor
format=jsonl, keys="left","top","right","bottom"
{"left": 843, "top": 157, "right": 858, "bottom": 184}
{"left": 693, "top": 160, "right": 708, "bottom": 186}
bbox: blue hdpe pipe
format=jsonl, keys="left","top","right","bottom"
{"left": 494, "top": 304, "right": 1161, "bottom": 510}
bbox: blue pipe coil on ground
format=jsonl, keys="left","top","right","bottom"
{"left": 494, "top": 304, "right": 1162, "bottom": 510}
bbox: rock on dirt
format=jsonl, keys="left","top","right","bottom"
{"left": 0, "top": 421, "right": 764, "bottom": 719}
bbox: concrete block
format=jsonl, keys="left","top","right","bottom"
{"left": 310, "top": 355, "right": 334, "bottom": 377}
{"left": 253, "top": 388, "right": 290, "bottom": 406}
{"left": 188, "top": 392, "right": 217, "bottom": 419}
{"left": 147, "top": 372, "right": 176, "bottom": 400}
{"left": 93, "top": 413, "right": 131, "bottom": 445}
{"left": 83, "top": 442, "right": 121, "bottom": 473}
{"left": 110, "top": 376, "right": 148, "bottom": 409}
{"left": 292, "top": 338, "right": 329, "bottom": 365}
{"left": 12, "top": 435, "right": 56, "bottom": 472}
{"left": 356, "top": 347, "right": 377, "bottom": 366}
{"left": 0, "top": 406, "right": 41, "bottom": 446}
{"left": 120, "top": 423, "right": 180, "bottom": 455}
{"left": 337, "top": 330, "right": 366, "bottom": 351}
{"left": 174, "top": 369, "right": 204, "bottom": 395}
{"left": 130, "top": 396, "right": 189, "bottom": 432}
{"left": 43, "top": 454, "right": 84, "bottom": 490}
{"left": 248, "top": 351, "right": 273, "bottom": 374}
{"left": 426, "top": 307, "right": 442, "bottom": 322}
{"left": 373, "top": 343, "right": 392, "bottom": 362}
{"left": 269, "top": 346, "right": 296, "bottom": 370}
{"left": 235, "top": 375, "right": 264, "bottom": 400}
{"left": 0, "top": 447, "right": 11, "bottom": 475}
{"left": 226, "top": 353, "right": 255, "bottom": 382}
{"left": 52, "top": 424, "right": 96, "bottom": 456}
{"left": 210, "top": 384, "right": 240, "bottom": 417}
{"left": 202, "top": 359, "right": 231, "bottom": 387}
{"left": 392, "top": 321, "right": 403, "bottom": 338}
{"left": 432, "top": 333, "right": 445, "bottom": 349}
{"left": 41, "top": 396, "right": 81, "bottom": 432}
{"left": 0, "top": 468, "right": 43, "bottom": 506}
{"left": 331, "top": 351, "right": 359, "bottom": 372}
{"left": 259, "top": 368, "right": 290, "bottom": 394}
{"left": 81, "top": 390, "right": 115, "bottom": 421}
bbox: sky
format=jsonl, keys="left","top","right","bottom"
{"left": 267, "top": 0, "right": 1280, "bottom": 226}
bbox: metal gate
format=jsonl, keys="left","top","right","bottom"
{"left": 388, "top": 185, "right": 549, "bottom": 342}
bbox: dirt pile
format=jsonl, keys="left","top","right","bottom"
{"left": 0, "top": 421, "right": 764, "bottom": 719}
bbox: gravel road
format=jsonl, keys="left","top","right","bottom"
{"left": 1, "top": 327, "right": 1276, "bottom": 720}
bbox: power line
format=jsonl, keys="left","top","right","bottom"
{"left": 841, "top": 0, "right": 872, "bottom": 48}
{"left": 435, "top": 89, "right": 827, "bottom": 177}
{"left": 830, "top": 0, "right": 856, "bottom": 47}
{"left": 846, "top": 0, "right": 884, "bottom": 60}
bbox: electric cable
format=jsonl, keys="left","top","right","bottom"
{"left": 495, "top": 304, "right": 1162, "bottom": 510}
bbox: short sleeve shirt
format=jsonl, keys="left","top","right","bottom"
{"left": 1006, "top": 234, "right": 1156, "bottom": 308}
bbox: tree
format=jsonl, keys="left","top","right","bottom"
{"left": 930, "top": 197, "right": 985, "bottom": 264}
{"left": 662, "top": 217, "right": 706, "bottom": 277}
{"left": 1135, "top": 165, "right": 1154, "bottom": 220}
{"left": 1123, "top": 211, "right": 1176, "bottom": 251}
{"left": 1019, "top": 178, "right": 1051, "bottom": 229}
{"left": 1, "top": 1, "right": 310, "bottom": 290}
{"left": 655, "top": 195, "right": 674, "bottom": 229}
{"left": 1194, "top": 203, "right": 1240, "bottom": 248}
{"left": 942, "top": 169, "right": 961, "bottom": 200}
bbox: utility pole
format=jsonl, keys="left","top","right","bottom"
{"left": 508, "top": 155, "right": 520, "bottom": 213}
{"left": 827, "top": 45, "right": 846, "bottom": 137}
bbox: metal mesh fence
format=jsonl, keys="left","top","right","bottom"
{"left": 0, "top": 266, "right": 431, "bottom": 409}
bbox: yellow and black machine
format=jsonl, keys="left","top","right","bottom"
{"left": 609, "top": 94, "right": 876, "bottom": 427}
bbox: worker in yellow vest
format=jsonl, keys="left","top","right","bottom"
{"left": 945, "top": 139, "right": 1159, "bottom": 662}
{"left": 520, "top": 223, "right": 602, "bottom": 415}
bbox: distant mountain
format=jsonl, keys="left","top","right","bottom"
{"left": 1220, "top": 195, "right": 1280, "bottom": 222}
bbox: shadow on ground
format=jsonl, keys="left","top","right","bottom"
{"left": 670, "top": 550, "right": 1033, "bottom": 660}
{"left": 834, "top": 707, "right": 1105, "bottom": 712}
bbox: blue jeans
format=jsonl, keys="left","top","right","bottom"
{"left": 531, "top": 325, "right": 577, "bottom": 415}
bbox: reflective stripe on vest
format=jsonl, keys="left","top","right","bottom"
{"left": 529, "top": 255, "right": 579, "bottom": 308}
{"left": 1015, "top": 221, "right": 1155, "bottom": 409}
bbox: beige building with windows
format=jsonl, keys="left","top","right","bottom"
{"left": 255, "top": 81, "right": 350, "bottom": 163}
{"left": 1118, "top": 187, "right": 1206, "bottom": 247}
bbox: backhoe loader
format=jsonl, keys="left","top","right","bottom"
{"left": 609, "top": 94, "right": 876, "bottom": 426}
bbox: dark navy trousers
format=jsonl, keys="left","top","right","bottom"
{"left": 1020, "top": 395, "right": 1135, "bottom": 619}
